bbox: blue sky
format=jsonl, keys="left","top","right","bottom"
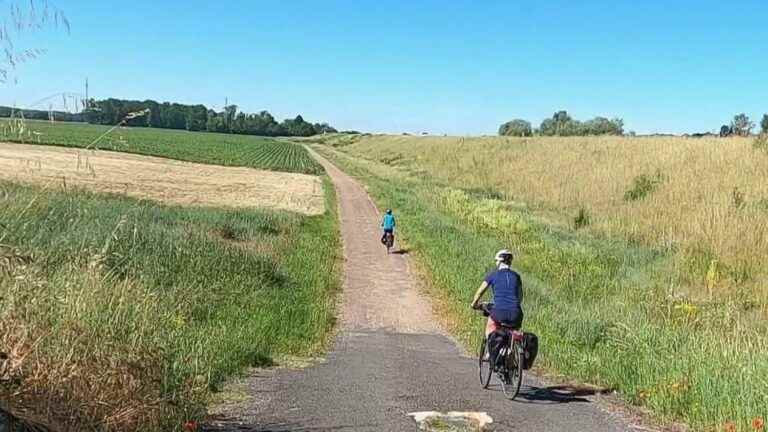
{"left": 2, "top": 0, "right": 767, "bottom": 135}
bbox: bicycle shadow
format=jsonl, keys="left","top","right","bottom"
{"left": 490, "top": 384, "right": 611, "bottom": 405}
{"left": 391, "top": 247, "right": 410, "bottom": 255}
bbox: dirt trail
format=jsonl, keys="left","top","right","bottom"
{"left": 318, "top": 148, "right": 436, "bottom": 334}
{"left": 205, "top": 151, "right": 640, "bottom": 431}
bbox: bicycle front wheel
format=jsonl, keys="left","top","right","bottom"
{"left": 478, "top": 337, "right": 493, "bottom": 389}
{"left": 501, "top": 341, "right": 524, "bottom": 400}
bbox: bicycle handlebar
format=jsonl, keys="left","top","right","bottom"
{"left": 473, "top": 301, "right": 494, "bottom": 316}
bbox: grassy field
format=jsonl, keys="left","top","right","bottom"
{"left": 0, "top": 180, "right": 340, "bottom": 431}
{"left": 0, "top": 119, "right": 323, "bottom": 175}
{"left": 328, "top": 134, "right": 768, "bottom": 303}
{"left": 313, "top": 135, "right": 768, "bottom": 431}
{"left": 0, "top": 177, "right": 340, "bottom": 428}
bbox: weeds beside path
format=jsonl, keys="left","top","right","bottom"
{"left": 0, "top": 178, "right": 341, "bottom": 431}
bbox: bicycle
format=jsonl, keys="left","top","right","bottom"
{"left": 474, "top": 302, "right": 524, "bottom": 400}
{"left": 382, "top": 231, "right": 394, "bottom": 254}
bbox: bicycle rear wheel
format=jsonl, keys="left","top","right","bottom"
{"left": 500, "top": 341, "right": 524, "bottom": 399}
{"left": 478, "top": 337, "right": 493, "bottom": 389}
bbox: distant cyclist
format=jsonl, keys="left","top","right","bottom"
{"left": 471, "top": 249, "right": 523, "bottom": 336}
{"left": 381, "top": 209, "right": 396, "bottom": 244}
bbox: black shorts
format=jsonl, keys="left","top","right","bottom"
{"left": 490, "top": 308, "right": 523, "bottom": 329}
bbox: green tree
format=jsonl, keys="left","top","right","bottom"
{"left": 540, "top": 111, "right": 572, "bottom": 136}
{"left": 498, "top": 119, "right": 532, "bottom": 137}
{"left": 538, "top": 110, "right": 622, "bottom": 136}
{"left": 223, "top": 105, "right": 238, "bottom": 132}
{"left": 582, "top": 117, "right": 624, "bottom": 135}
{"left": 761, "top": 114, "right": 768, "bottom": 134}
{"left": 731, "top": 113, "right": 754, "bottom": 137}
{"left": 82, "top": 98, "right": 335, "bottom": 137}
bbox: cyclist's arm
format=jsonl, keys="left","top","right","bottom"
{"left": 471, "top": 281, "right": 489, "bottom": 309}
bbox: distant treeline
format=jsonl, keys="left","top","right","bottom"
{"left": 719, "top": 113, "right": 768, "bottom": 137}
{"left": 499, "top": 111, "right": 624, "bottom": 137}
{"left": 1, "top": 98, "right": 338, "bottom": 137}
{"left": 500, "top": 111, "right": 768, "bottom": 138}
{"left": 0, "top": 106, "right": 85, "bottom": 122}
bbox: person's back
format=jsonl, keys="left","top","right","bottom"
{"left": 380, "top": 209, "right": 396, "bottom": 245}
{"left": 471, "top": 249, "right": 524, "bottom": 335}
{"left": 484, "top": 267, "right": 522, "bottom": 313}
{"left": 382, "top": 212, "right": 396, "bottom": 231}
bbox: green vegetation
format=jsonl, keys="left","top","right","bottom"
{"left": 0, "top": 105, "right": 84, "bottom": 122}
{"left": 498, "top": 119, "right": 532, "bottom": 137}
{"left": 498, "top": 110, "right": 624, "bottom": 137}
{"left": 72, "top": 97, "right": 335, "bottom": 136}
{"left": 0, "top": 178, "right": 340, "bottom": 431}
{"left": 1, "top": 98, "right": 337, "bottom": 137}
{"left": 95, "top": 99, "right": 335, "bottom": 136}
{"left": 730, "top": 113, "right": 755, "bottom": 137}
{"left": 722, "top": 113, "right": 761, "bottom": 138}
{"left": 623, "top": 172, "right": 665, "bottom": 202}
{"left": 0, "top": 119, "right": 323, "bottom": 174}
{"left": 314, "top": 140, "right": 768, "bottom": 431}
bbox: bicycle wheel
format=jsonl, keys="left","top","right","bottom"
{"left": 500, "top": 341, "right": 524, "bottom": 400}
{"left": 478, "top": 337, "right": 493, "bottom": 389}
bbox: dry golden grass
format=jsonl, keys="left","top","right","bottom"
{"left": 1, "top": 264, "right": 169, "bottom": 432}
{"left": 0, "top": 142, "right": 325, "bottom": 215}
{"left": 340, "top": 134, "right": 768, "bottom": 301}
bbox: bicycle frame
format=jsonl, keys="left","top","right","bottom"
{"left": 475, "top": 302, "right": 524, "bottom": 399}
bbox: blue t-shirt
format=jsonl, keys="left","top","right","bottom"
{"left": 382, "top": 214, "right": 396, "bottom": 230}
{"left": 484, "top": 268, "right": 523, "bottom": 311}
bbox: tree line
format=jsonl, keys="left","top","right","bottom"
{"left": 0, "top": 106, "right": 85, "bottom": 122}
{"left": 719, "top": 113, "right": 768, "bottom": 137}
{"left": 499, "top": 111, "right": 624, "bottom": 137}
{"left": 499, "top": 110, "right": 768, "bottom": 138}
{"left": 0, "top": 99, "right": 338, "bottom": 137}
{"left": 83, "top": 99, "right": 337, "bottom": 137}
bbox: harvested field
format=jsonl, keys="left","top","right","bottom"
{"left": 0, "top": 142, "right": 324, "bottom": 215}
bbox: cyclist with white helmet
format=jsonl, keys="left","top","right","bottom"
{"left": 471, "top": 249, "right": 523, "bottom": 336}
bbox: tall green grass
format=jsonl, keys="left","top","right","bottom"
{"left": 0, "top": 119, "right": 322, "bottom": 174}
{"left": 314, "top": 145, "right": 768, "bottom": 431}
{"left": 0, "top": 179, "right": 340, "bottom": 431}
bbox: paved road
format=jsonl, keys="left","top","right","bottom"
{"left": 205, "top": 152, "right": 636, "bottom": 431}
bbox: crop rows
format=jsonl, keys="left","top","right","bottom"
{"left": 0, "top": 119, "right": 323, "bottom": 175}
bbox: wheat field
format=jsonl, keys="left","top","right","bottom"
{"left": 338, "top": 134, "right": 768, "bottom": 303}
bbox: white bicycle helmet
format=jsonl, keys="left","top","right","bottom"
{"left": 494, "top": 249, "right": 514, "bottom": 264}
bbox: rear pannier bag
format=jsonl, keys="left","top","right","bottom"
{"left": 522, "top": 332, "right": 539, "bottom": 370}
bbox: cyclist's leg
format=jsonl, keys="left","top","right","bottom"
{"left": 485, "top": 316, "right": 498, "bottom": 337}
